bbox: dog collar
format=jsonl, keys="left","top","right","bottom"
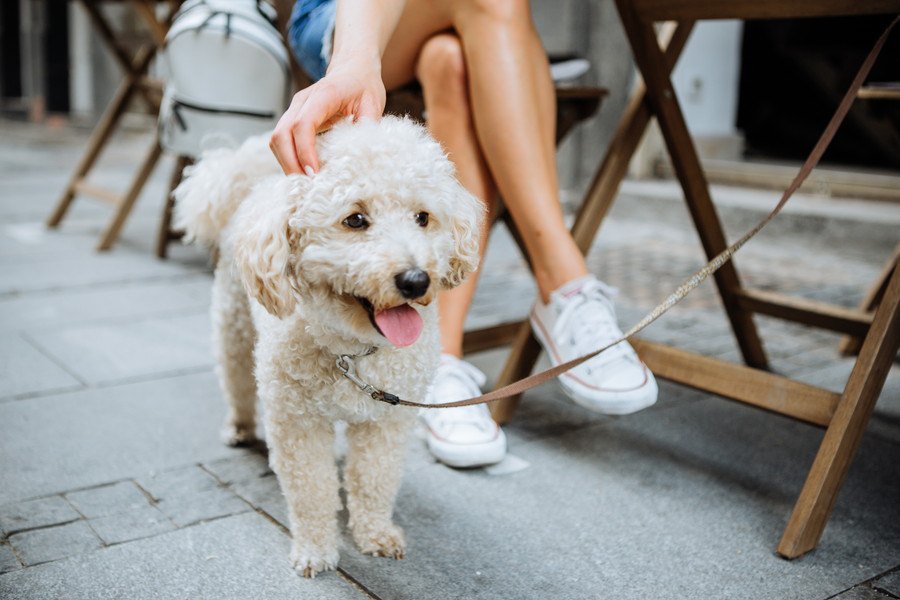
{"left": 334, "top": 349, "right": 401, "bottom": 406}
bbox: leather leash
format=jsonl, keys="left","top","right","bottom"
{"left": 361, "top": 15, "right": 898, "bottom": 410}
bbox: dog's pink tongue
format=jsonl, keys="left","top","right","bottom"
{"left": 374, "top": 304, "right": 423, "bottom": 347}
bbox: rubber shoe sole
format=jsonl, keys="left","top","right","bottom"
{"left": 425, "top": 428, "right": 507, "bottom": 468}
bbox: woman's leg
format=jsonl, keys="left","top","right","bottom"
{"left": 416, "top": 34, "right": 495, "bottom": 358}
{"left": 382, "top": 0, "right": 658, "bottom": 416}
{"left": 380, "top": 0, "right": 587, "bottom": 302}
{"left": 415, "top": 34, "right": 508, "bottom": 469}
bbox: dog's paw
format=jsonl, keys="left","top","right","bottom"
{"left": 221, "top": 422, "right": 257, "bottom": 447}
{"left": 354, "top": 523, "right": 406, "bottom": 559}
{"left": 290, "top": 545, "right": 340, "bottom": 578}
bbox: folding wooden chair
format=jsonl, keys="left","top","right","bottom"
{"left": 480, "top": 2, "right": 900, "bottom": 560}
{"left": 46, "top": 0, "right": 183, "bottom": 251}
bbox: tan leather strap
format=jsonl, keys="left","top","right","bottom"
{"left": 382, "top": 15, "right": 898, "bottom": 410}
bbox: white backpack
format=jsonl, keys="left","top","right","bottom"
{"left": 159, "top": 0, "right": 291, "bottom": 157}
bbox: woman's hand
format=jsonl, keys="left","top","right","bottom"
{"left": 269, "top": 60, "right": 386, "bottom": 175}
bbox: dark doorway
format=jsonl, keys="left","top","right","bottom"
{"left": 1, "top": 0, "right": 23, "bottom": 105}
{"left": 46, "top": 0, "right": 70, "bottom": 114}
{"left": 737, "top": 16, "right": 900, "bottom": 170}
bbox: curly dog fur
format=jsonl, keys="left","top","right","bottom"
{"left": 174, "top": 116, "right": 484, "bottom": 577}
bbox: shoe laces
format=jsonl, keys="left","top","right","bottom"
{"left": 425, "top": 358, "right": 493, "bottom": 430}
{"left": 552, "top": 280, "right": 635, "bottom": 371}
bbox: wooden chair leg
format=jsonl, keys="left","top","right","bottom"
{"left": 777, "top": 263, "right": 900, "bottom": 559}
{"left": 839, "top": 244, "right": 900, "bottom": 356}
{"left": 96, "top": 138, "right": 163, "bottom": 251}
{"left": 46, "top": 47, "right": 154, "bottom": 228}
{"left": 615, "top": 1, "right": 768, "bottom": 370}
{"left": 156, "top": 155, "right": 191, "bottom": 259}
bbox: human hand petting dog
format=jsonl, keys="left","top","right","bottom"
{"left": 269, "top": 60, "right": 385, "bottom": 175}
{"left": 270, "top": 0, "right": 406, "bottom": 175}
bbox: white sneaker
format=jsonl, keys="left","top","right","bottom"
{"left": 530, "top": 275, "right": 658, "bottom": 415}
{"left": 421, "top": 355, "right": 507, "bottom": 468}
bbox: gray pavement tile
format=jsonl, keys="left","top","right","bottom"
{"left": 155, "top": 487, "right": 250, "bottom": 528}
{"left": 89, "top": 505, "right": 175, "bottom": 545}
{"left": 230, "top": 474, "right": 288, "bottom": 527}
{"left": 65, "top": 482, "right": 150, "bottom": 519}
{"left": 831, "top": 586, "right": 893, "bottom": 599}
{"left": 0, "top": 544, "right": 21, "bottom": 574}
{"left": 0, "top": 372, "right": 241, "bottom": 505}
{"left": 337, "top": 397, "right": 900, "bottom": 600}
{"left": 0, "top": 278, "right": 211, "bottom": 335}
{"left": 0, "top": 252, "right": 201, "bottom": 296}
{"left": 0, "top": 222, "right": 109, "bottom": 262}
{"left": 203, "top": 452, "right": 272, "bottom": 486}
{"left": 26, "top": 312, "right": 211, "bottom": 385}
{"left": 0, "top": 334, "right": 82, "bottom": 400}
{"left": 137, "top": 465, "right": 221, "bottom": 500}
{"left": 8, "top": 521, "right": 101, "bottom": 566}
{"left": 0, "top": 496, "right": 81, "bottom": 536}
{"left": 874, "top": 569, "right": 900, "bottom": 596}
{"left": 0, "top": 512, "right": 365, "bottom": 600}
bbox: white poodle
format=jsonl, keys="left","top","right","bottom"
{"left": 174, "top": 116, "right": 484, "bottom": 577}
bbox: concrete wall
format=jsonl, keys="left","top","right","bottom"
{"left": 532, "top": 0, "right": 635, "bottom": 198}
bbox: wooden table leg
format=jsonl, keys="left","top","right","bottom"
{"left": 614, "top": 3, "right": 768, "bottom": 370}
{"left": 778, "top": 262, "right": 900, "bottom": 559}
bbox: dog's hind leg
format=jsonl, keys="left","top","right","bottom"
{"left": 344, "top": 415, "right": 415, "bottom": 559}
{"left": 212, "top": 258, "right": 258, "bottom": 446}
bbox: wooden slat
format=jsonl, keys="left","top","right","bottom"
{"left": 631, "top": 0, "right": 900, "bottom": 22}
{"left": 73, "top": 181, "right": 121, "bottom": 205}
{"left": 630, "top": 339, "right": 840, "bottom": 427}
{"left": 462, "top": 321, "right": 523, "bottom": 355}
{"left": 858, "top": 86, "right": 900, "bottom": 100}
{"left": 736, "top": 288, "right": 873, "bottom": 336}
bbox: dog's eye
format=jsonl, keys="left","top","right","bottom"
{"left": 342, "top": 213, "right": 369, "bottom": 230}
{"left": 415, "top": 212, "right": 429, "bottom": 227}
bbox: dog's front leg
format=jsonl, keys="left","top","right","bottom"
{"left": 344, "top": 415, "right": 414, "bottom": 559}
{"left": 266, "top": 408, "right": 341, "bottom": 578}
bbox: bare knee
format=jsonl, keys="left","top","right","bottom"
{"left": 461, "top": 0, "right": 532, "bottom": 26}
{"left": 416, "top": 34, "right": 468, "bottom": 95}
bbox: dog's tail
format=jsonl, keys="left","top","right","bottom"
{"left": 173, "top": 135, "right": 281, "bottom": 246}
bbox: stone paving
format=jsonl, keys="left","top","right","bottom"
{"left": 0, "top": 118, "right": 898, "bottom": 599}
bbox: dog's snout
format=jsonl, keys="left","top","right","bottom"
{"left": 395, "top": 268, "right": 430, "bottom": 299}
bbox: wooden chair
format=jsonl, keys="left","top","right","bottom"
{"left": 482, "top": 2, "right": 900, "bottom": 560}
{"left": 46, "top": 0, "right": 184, "bottom": 252}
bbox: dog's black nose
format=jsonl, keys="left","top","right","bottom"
{"left": 395, "top": 268, "right": 430, "bottom": 299}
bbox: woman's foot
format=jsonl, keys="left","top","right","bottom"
{"left": 421, "top": 355, "right": 507, "bottom": 468}
{"left": 530, "top": 275, "right": 658, "bottom": 415}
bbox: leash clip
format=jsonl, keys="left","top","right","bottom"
{"left": 336, "top": 355, "right": 400, "bottom": 405}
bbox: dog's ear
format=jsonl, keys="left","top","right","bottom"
{"left": 232, "top": 179, "right": 305, "bottom": 318}
{"left": 442, "top": 182, "right": 485, "bottom": 288}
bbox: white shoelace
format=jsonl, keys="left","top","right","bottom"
{"left": 552, "top": 281, "right": 636, "bottom": 372}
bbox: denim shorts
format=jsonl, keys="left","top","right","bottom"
{"left": 288, "top": 0, "right": 336, "bottom": 81}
